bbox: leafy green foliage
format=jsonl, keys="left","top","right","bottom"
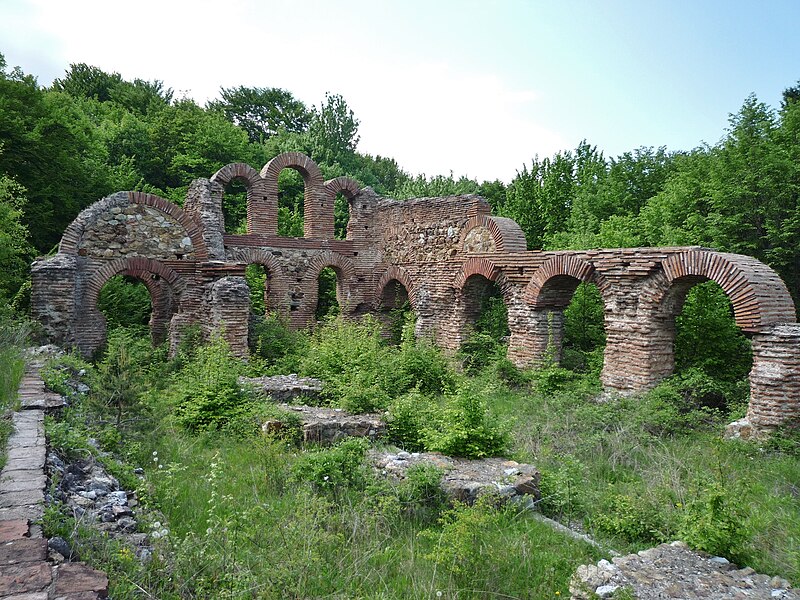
{"left": 592, "top": 493, "right": 669, "bottom": 544}
{"left": 423, "top": 383, "right": 510, "bottom": 459}
{"left": 314, "top": 267, "right": 340, "bottom": 320}
{"left": 292, "top": 438, "right": 369, "bottom": 493}
{"left": 172, "top": 336, "right": 249, "bottom": 432}
{"left": 97, "top": 276, "right": 151, "bottom": 331}
{"left": 678, "top": 478, "right": 751, "bottom": 561}
{"left": 89, "top": 329, "right": 149, "bottom": 426}
{"left": 208, "top": 85, "right": 309, "bottom": 143}
{"left": 675, "top": 282, "right": 753, "bottom": 384}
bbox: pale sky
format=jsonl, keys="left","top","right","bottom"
{"left": 1, "top": 0, "right": 798, "bottom": 182}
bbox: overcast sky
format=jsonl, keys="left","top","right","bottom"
{"left": 2, "top": 0, "right": 798, "bottom": 182}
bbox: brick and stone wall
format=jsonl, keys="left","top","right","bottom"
{"left": 31, "top": 152, "right": 800, "bottom": 436}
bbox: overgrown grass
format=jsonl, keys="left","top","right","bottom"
{"left": 39, "top": 314, "right": 800, "bottom": 598}
{"left": 0, "top": 317, "right": 29, "bottom": 468}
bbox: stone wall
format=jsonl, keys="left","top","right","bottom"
{"left": 31, "top": 152, "right": 800, "bottom": 435}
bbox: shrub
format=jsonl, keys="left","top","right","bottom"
{"left": 678, "top": 478, "right": 751, "bottom": 561}
{"left": 89, "top": 329, "right": 150, "bottom": 426}
{"left": 292, "top": 438, "right": 370, "bottom": 493}
{"left": 300, "top": 316, "right": 391, "bottom": 413}
{"left": 385, "top": 391, "right": 438, "bottom": 452}
{"left": 459, "top": 330, "right": 506, "bottom": 375}
{"left": 250, "top": 311, "right": 306, "bottom": 371}
{"left": 424, "top": 382, "right": 510, "bottom": 459}
{"left": 173, "top": 336, "right": 248, "bottom": 432}
{"left": 421, "top": 496, "right": 503, "bottom": 575}
{"left": 592, "top": 492, "right": 670, "bottom": 544}
{"left": 388, "top": 321, "right": 455, "bottom": 396}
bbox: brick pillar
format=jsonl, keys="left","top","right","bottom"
{"left": 600, "top": 286, "right": 676, "bottom": 393}
{"left": 207, "top": 276, "right": 250, "bottom": 358}
{"left": 30, "top": 254, "right": 79, "bottom": 348}
{"left": 507, "top": 308, "right": 564, "bottom": 368}
{"left": 727, "top": 324, "right": 800, "bottom": 438}
{"left": 184, "top": 179, "right": 226, "bottom": 261}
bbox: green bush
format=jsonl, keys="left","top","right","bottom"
{"left": 424, "top": 382, "right": 510, "bottom": 459}
{"left": 300, "top": 316, "right": 391, "bottom": 413}
{"left": 421, "top": 496, "right": 503, "bottom": 575}
{"left": 89, "top": 329, "right": 150, "bottom": 426}
{"left": 172, "top": 336, "right": 249, "bottom": 432}
{"left": 388, "top": 320, "right": 455, "bottom": 396}
{"left": 292, "top": 437, "right": 369, "bottom": 493}
{"left": 678, "top": 478, "right": 751, "bottom": 561}
{"left": 459, "top": 330, "right": 507, "bottom": 374}
{"left": 592, "top": 492, "right": 670, "bottom": 544}
{"left": 384, "top": 391, "right": 437, "bottom": 452}
{"left": 250, "top": 311, "right": 306, "bottom": 372}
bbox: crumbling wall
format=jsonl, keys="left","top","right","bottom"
{"left": 31, "top": 152, "right": 800, "bottom": 436}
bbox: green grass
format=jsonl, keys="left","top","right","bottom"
{"left": 0, "top": 320, "right": 28, "bottom": 469}
{"left": 40, "top": 317, "right": 800, "bottom": 598}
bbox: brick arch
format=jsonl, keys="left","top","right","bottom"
{"left": 324, "top": 176, "right": 361, "bottom": 199}
{"left": 85, "top": 257, "right": 186, "bottom": 307}
{"left": 228, "top": 247, "right": 287, "bottom": 314}
{"left": 211, "top": 163, "right": 269, "bottom": 235}
{"left": 307, "top": 250, "right": 357, "bottom": 282}
{"left": 260, "top": 152, "right": 328, "bottom": 238}
{"left": 657, "top": 250, "right": 796, "bottom": 332}
{"left": 323, "top": 176, "right": 361, "bottom": 240}
{"left": 453, "top": 257, "right": 503, "bottom": 290}
{"left": 524, "top": 255, "right": 608, "bottom": 309}
{"left": 376, "top": 266, "right": 418, "bottom": 309}
{"left": 304, "top": 251, "right": 358, "bottom": 316}
{"left": 459, "top": 215, "right": 528, "bottom": 253}
{"left": 228, "top": 247, "right": 282, "bottom": 276}
{"left": 59, "top": 191, "right": 208, "bottom": 260}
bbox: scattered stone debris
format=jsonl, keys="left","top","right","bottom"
{"left": 570, "top": 541, "right": 799, "bottom": 600}
{"left": 46, "top": 451, "right": 153, "bottom": 562}
{"left": 264, "top": 404, "right": 385, "bottom": 444}
{"left": 369, "top": 449, "right": 540, "bottom": 504}
{"left": 240, "top": 374, "right": 324, "bottom": 404}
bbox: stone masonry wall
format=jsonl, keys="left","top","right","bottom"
{"left": 31, "top": 152, "right": 800, "bottom": 436}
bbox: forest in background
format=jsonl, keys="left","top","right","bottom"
{"left": 1, "top": 54, "right": 800, "bottom": 598}
{"left": 1, "top": 52, "right": 799, "bottom": 315}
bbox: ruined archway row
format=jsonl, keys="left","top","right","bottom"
{"left": 32, "top": 152, "right": 800, "bottom": 436}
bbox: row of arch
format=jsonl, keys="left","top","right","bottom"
{"left": 81, "top": 247, "right": 797, "bottom": 346}
{"left": 210, "top": 153, "right": 361, "bottom": 239}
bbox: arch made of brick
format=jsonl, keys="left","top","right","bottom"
{"left": 459, "top": 215, "right": 528, "bottom": 253}
{"left": 260, "top": 152, "right": 327, "bottom": 239}
{"left": 59, "top": 191, "right": 208, "bottom": 260}
{"left": 305, "top": 250, "right": 358, "bottom": 315}
{"left": 657, "top": 250, "right": 796, "bottom": 333}
{"left": 376, "top": 266, "right": 418, "bottom": 309}
{"left": 523, "top": 255, "right": 609, "bottom": 309}
{"left": 228, "top": 247, "right": 286, "bottom": 314}
{"left": 85, "top": 257, "right": 186, "bottom": 308}
{"left": 324, "top": 176, "right": 361, "bottom": 240}
{"left": 76, "top": 257, "right": 186, "bottom": 354}
{"left": 210, "top": 163, "right": 269, "bottom": 235}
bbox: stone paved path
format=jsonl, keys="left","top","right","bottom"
{"left": 0, "top": 361, "right": 109, "bottom": 599}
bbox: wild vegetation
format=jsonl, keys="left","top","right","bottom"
{"left": 1, "top": 53, "right": 799, "bottom": 597}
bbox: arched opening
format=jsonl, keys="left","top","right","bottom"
{"left": 334, "top": 192, "right": 349, "bottom": 240}
{"left": 315, "top": 266, "right": 340, "bottom": 320}
{"left": 96, "top": 273, "right": 174, "bottom": 347}
{"left": 97, "top": 275, "right": 151, "bottom": 332}
{"left": 378, "top": 279, "right": 412, "bottom": 344}
{"left": 459, "top": 274, "right": 509, "bottom": 372}
{"left": 663, "top": 278, "right": 753, "bottom": 410}
{"left": 277, "top": 168, "right": 305, "bottom": 237}
{"left": 222, "top": 180, "right": 248, "bottom": 234}
{"left": 562, "top": 282, "right": 607, "bottom": 374}
{"left": 245, "top": 264, "right": 269, "bottom": 318}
